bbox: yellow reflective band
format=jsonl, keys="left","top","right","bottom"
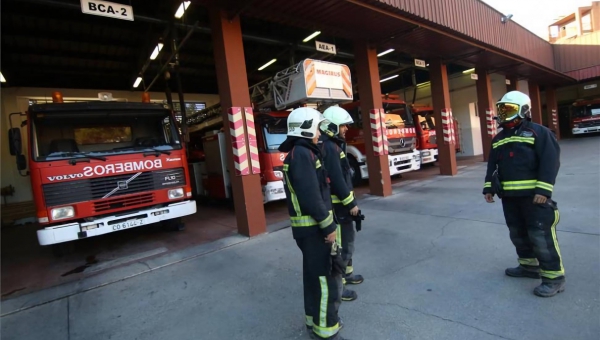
{"left": 331, "top": 195, "right": 341, "bottom": 204}
{"left": 540, "top": 210, "right": 565, "bottom": 279}
{"left": 283, "top": 169, "right": 302, "bottom": 216}
{"left": 336, "top": 224, "right": 342, "bottom": 245}
{"left": 502, "top": 180, "right": 537, "bottom": 190}
{"left": 318, "top": 211, "right": 334, "bottom": 229}
{"left": 518, "top": 258, "right": 539, "bottom": 266}
{"left": 331, "top": 191, "right": 354, "bottom": 205}
{"left": 313, "top": 323, "right": 340, "bottom": 338}
{"left": 340, "top": 151, "right": 346, "bottom": 159}
{"left": 319, "top": 276, "right": 328, "bottom": 328}
{"left": 535, "top": 181, "right": 554, "bottom": 192}
{"left": 484, "top": 182, "right": 491, "bottom": 188}
{"left": 316, "top": 160, "right": 322, "bottom": 169}
{"left": 306, "top": 315, "right": 314, "bottom": 327}
{"left": 342, "top": 277, "right": 346, "bottom": 285}
{"left": 283, "top": 164, "right": 289, "bottom": 171}
{"left": 290, "top": 216, "right": 318, "bottom": 227}
{"left": 492, "top": 136, "right": 535, "bottom": 149}
{"left": 346, "top": 265, "right": 354, "bottom": 275}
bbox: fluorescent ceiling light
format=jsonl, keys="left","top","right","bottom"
{"left": 377, "top": 49, "right": 395, "bottom": 57}
{"left": 175, "top": 1, "right": 191, "bottom": 19}
{"left": 133, "top": 77, "right": 142, "bottom": 88}
{"left": 0, "top": 72, "right": 5, "bottom": 83}
{"left": 380, "top": 75, "right": 399, "bottom": 83}
{"left": 150, "top": 43, "right": 164, "bottom": 60}
{"left": 258, "top": 59, "right": 277, "bottom": 71}
{"left": 302, "top": 31, "right": 321, "bottom": 43}
{"left": 462, "top": 68, "right": 475, "bottom": 74}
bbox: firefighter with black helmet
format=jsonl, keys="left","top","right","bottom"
{"left": 483, "top": 91, "right": 565, "bottom": 297}
{"left": 320, "top": 106, "right": 364, "bottom": 302}
{"left": 278, "top": 107, "right": 347, "bottom": 339}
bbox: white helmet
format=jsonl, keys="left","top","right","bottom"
{"left": 496, "top": 91, "right": 531, "bottom": 123}
{"left": 287, "top": 107, "right": 328, "bottom": 139}
{"left": 322, "top": 106, "right": 354, "bottom": 135}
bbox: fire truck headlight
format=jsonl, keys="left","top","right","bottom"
{"left": 573, "top": 124, "right": 580, "bottom": 128}
{"left": 168, "top": 188, "right": 185, "bottom": 199}
{"left": 51, "top": 206, "right": 75, "bottom": 221}
{"left": 273, "top": 171, "right": 283, "bottom": 179}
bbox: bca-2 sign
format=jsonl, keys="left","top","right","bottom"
{"left": 81, "top": 0, "right": 134, "bottom": 21}
{"left": 315, "top": 41, "right": 337, "bottom": 55}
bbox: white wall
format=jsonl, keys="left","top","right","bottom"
{"left": 1, "top": 87, "right": 220, "bottom": 203}
{"left": 392, "top": 73, "right": 510, "bottom": 157}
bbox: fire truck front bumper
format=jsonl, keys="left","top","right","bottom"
{"left": 37, "top": 200, "right": 197, "bottom": 246}
{"left": 420, "top": 149, "right": 438, "bottom": 164}
{"left": 572, "top": 127, "right": 600, "bottom": 135}
{"left": 389, "top": 151, "right": 421, "bottom": 176}
{"left": 263, "top": 180, "right": 286, "bottom": 204}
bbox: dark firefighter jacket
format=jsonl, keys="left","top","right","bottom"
{"left": 318, "top": 131, "right": 357, "bottom": 219}
{"left": 279, "top": 137, "right": 337, "bottom": 239}
{"left": 483, "top": 120, "right": 560, "bottom": 198}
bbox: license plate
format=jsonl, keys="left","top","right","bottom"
{"left": 111, "top": 218, "right": 145, "bottom": 231}
{"left": 422, "top": 151, "right": 431, "bottom": 156}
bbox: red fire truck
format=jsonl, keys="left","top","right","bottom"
{"left": 7, "top": 92, "right": 196, "bottom": 250}
{"left": 571, "top": 98, "right": 600, "bottom": 135}
{"left": 411, "top": 103, "right": 461, "bottom": 164}
{"left": 186, "top": 59, "right": 354, "bottom": 203}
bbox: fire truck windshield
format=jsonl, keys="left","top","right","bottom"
{"left": 262, "top": 117, "right": 288, "bottom": 151}
{"left": 383, "top": 103, "right": 414, "bottom": 128}
{"left": 31, "top": 110, "right": 182, "bottom": 161}
{"left": 573, "top": 103, "right": 600, "bottom": 118}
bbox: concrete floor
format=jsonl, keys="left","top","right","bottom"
{"left": 2, "top": 136, "right": 598, "bottom": 340}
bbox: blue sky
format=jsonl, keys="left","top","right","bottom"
{"left": 481, "top": 0, "right": 595, "bottom": 40}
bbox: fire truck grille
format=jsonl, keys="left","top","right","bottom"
{"left": 43, "top": 167, "right": 185, "bottom": 207}
{"left": 387, "top": 137, "right": 415, "bottom": 154}
{"left": 93, "top": 193, "right": 155, "bottom": 213}
{"left": 428, "top": 135, "right": 437, "bottom": 145}
{"left": 579, "top": 120, "right": 600, "bottom": 128}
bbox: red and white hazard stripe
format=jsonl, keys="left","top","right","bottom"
{"left": 370, "top": 109, "right": 388, "bottom": 156}
{"left": 486, "top": 109, "right": 497, "bottom": 137}
{"left": 441, "top": 108, "right": 456, "bottom": 145}
{"left": 243, "top": 107, "right": 261, "bottom": 174}
{"left": 228, "top": 107, "right": 249, "bottom": 176}
{"left": 551, "top": 109, "right": 558, "bottom": 128}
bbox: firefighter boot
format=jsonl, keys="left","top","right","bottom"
{"left": 534, "top": 281, "right": 566, "bottom": 297}
{"left": 341, "top": 288, "right": 357, "bottom": 301}
{"left": 505, "top": 265, "right": 540, "bottom": 279}
{"left": 345, "top": 273, "right": 364, "bottom": 285}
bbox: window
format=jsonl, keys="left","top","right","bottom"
{"left": 74, "top": 127, "right": 132, "bottom": 145}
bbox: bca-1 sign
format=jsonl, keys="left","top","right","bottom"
{"left": 81, "top": 0, "right": 134, "bottom": 21}
{"left": 315, "top": 41, "right": 337, "bottom": 55}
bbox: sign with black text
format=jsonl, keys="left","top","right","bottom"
{"left": 81, "top": 0, "right": 134, "bottom": 21}
{"left": 315, "top": 41, "right": 337, "bottom": 55}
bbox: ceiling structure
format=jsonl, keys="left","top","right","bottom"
{"left": 1, "top": 0, "right": 576, "bottom": 98}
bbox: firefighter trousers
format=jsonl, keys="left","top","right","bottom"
{"left": 340, "top": 219, "right": 356, "bottom": 277}
{"left": 501, "top": 196, "right": 565, "bottom": 282}
{"left": 296, "top": 233, "right": 343, "bottom": 339}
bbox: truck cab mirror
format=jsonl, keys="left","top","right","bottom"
{"left": 8, "top": 128, "right": 22, "bottom": 156}
{"left": 16, "top": 154, "right": 27, "bottom": 171}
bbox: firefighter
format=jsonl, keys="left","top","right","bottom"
{"left": 483, "top": 91, "right": 565, "bottom": 297}
{"left": 279, "top": 107, "right": 347, "bottom": 339}
{"left": 320, "top": 106, "right": 363, "bottom": 302}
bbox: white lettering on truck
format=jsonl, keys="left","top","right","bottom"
{"left": 48, "top": 160, "right": 163, "bottom": 182}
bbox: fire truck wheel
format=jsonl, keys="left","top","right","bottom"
{"left": 161, "top": 218, "right": 185, "bottom": 232}
{"left": 348, "top": 156, "right": 363, "bottom": 187}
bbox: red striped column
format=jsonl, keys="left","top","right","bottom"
{"left": 370, "top": 109, "right": 388, "bottom": 155}
{"left": 486, "top": 109, "right": 497, "bottom": 137}
{"left": 441, "top": 109, "right": 456, "bottom": 145}
{"left": 551, "top": 109, "right": 558, "bottom": 129}
{"left": 243, "top": 107, "right": 261, "bottom": 175}
{"left": 228, "top": 107, "right": 249, "bottom": 176}
{"left": 379, "top": 109, "right": 389, "bottom": 155}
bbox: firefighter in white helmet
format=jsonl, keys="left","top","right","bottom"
{"left": 319, "top": 106, "right": 364, "bottom": 303}
{"left": 278, "top": 107, "right": 346, "bottom": 339}
{"left": 483, "top": 91, "right": 565, "bottom": 297}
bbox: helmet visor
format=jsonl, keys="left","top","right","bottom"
{"left": 496, "top": 103, "right": 520, "bottom": 122}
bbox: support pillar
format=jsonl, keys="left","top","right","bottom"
{"left": 506, "top": 76, "right": 519, "bottom": 92}
{"left": 528, "top": 82, "right": 543, "bottom": 124}
{"left": 430, "top": 59, "right": 457, "bottom": 175}
{"left": 353, "top": 40, "right": 392, "bottom": 196}
{"left": 476, "top": 69, "right": 495, "bottom": 162}
{"left": 209, "top": 8, "right": 266, "bottom": 237}
{"left": 545, "top": 86, "right": 560, "bottom": 140}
